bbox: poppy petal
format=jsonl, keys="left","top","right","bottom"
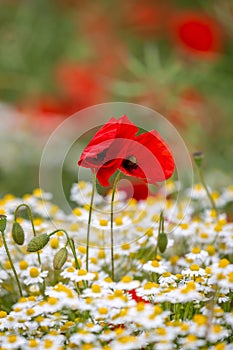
{"left": 119, "top": 130, "right": 175, "bottom": 184}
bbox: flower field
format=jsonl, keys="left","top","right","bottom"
{"left": 1, "top": 1, "right": 233, "bottom": 349}
{"left": 0, "top": 179, "right": 233, "bottom": 349}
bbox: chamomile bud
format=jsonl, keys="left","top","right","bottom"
{"left": 193, "top": 152, "right": 204, "bottom": 168}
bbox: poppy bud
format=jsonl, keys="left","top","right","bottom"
{"left": 0, "top": 215, "right": 7, "bottom": 232}
{"left": 12, "top": 222, "right": 25, "bottom": 245}
{"left": 27, "top": 233, "right": 50, "bottom": 252}
{"left": 53, "top": 247, "right": 68, "bottom": 270}
{"left": 158, "top": 232, "right": 168, "bottom": 253}
{"left": 193, "top": 152, "right": 204, "bottom": 168}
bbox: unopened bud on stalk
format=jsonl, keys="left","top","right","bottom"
{"left": 12, "top": 222, "right": 25, "bottom": 245}
{"left": 193, "top": 152, "right": 204, "bottom": 168}
{"left": 0, "top": 215, "right": 7, "bottom": 232}
{"left": 53, "top": 247, "right": 68, "bottom": 270}
{"left": 27, "top": 233, "right": 50, "bottom": 252}
{"left": 158, "top": 232, "right": 168, "bottom": 253}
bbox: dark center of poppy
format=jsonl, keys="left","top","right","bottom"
{"left": 96, "top": 149, "right": 107, "bottom": 162}
{"left": 122, "top": 155, "right": 138, "bottom": 171}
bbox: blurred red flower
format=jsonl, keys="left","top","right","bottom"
{"left": 171, "top": 11, "right": 223, "bottom": 58}
{"left": 122, "top": 0, "right": 168, "bottom": 37}
{"left": 56, "top": 63, "right": 109, "bottom": 111}
{"left": 78, "top": 115, "right": 175, "bottom": 187}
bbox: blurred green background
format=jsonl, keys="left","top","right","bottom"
{"left": 0, "top": 0, "right": 233, "bottom": 197}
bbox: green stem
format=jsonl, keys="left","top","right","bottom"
{"left": 154, "top": 211, "right": 163, "bottom": 259}
{"left": 110, "top": 171, "right": 121, "bottom": 281}
{"left": 197, "top": 167, "right": 218, "bottom": 218}
{"left": 86, "top": 173, "right": 96, "bottom": 272}
{"left": 1, "top": 230, "right": 23, "bottom": 297}
{"left": 15, "top": 204, "right": 41, "bottom": 265}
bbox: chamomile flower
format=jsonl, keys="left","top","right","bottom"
{"left": 24, "top": 267, "right": 48, "bottom": 285}
{"left": 159, "top": 272, "right": 177, "bottom": 287}
{"left": 70, "top": 182, "right": 103, "bottom": 206}
{"left": 142, "top": 260, "right": 168, "bottom": 274}
{"left": 0, "top": 334, "right": 26, "bottom": 349}
{"left": 182, "top": 264, "right": 206, "bottom": 278}
{"left": 116, "top": 276, "right": 140, "bottom": 290}
{"left": 61, "top": 268, "right": 95, "bottom": 282}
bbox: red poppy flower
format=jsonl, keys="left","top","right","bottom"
{"left": 78, "top": 115, "right": 138, "bottom": 186}
{"left": 78, "top": 115, "right": 175, "bottom": 186}
{"left": 171, "top": 11, "right": 223, "bottom": 58}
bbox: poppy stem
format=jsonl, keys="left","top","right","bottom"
{"left": 110, "top": 171, "right": 121, "bottom": 281}
{"left": 1, "top": 229, "right": 23, "bottom": 297}
{"left": 193, "top": 153, "right": 218, "bottom": 218}
{"left": 197, "top": 166, "right": 218, "bottom": 217}
{"left": 14, "top": 204, "right": 41, "bottom": 265}
{"left": 86, "top": 172, "right": 96, "bottom": 272}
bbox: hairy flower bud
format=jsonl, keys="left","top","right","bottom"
{"left": 53, "top": 247, "right": 68, "bottom": 270}
{"left": 12, "top": 222, "right": 25, "bottom": 245}
{"left": 193, "top": 152, "right": 204, "bottom": 168}
{"left": 0, "top": 215, "right": 7, "bottom": 232}
{"left": 158, "top": 232, "right": 168, "bottom": 253}
{"left": 27, "top": 233, "right": 50, "bottom": 252}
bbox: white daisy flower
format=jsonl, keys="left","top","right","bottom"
{"left": 24, "top": 267, "right": 48, "bottom": 285}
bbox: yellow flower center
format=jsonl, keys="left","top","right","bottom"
{"left": 29, "top": 339, "right": 39, "bottom": 348}
{"left": 98, "top": 249, "right": 105, "bottom": 259}
{"left": 47, "top": 297, "right": 58, "bottom": 305}
{"left": 218, "top": 259, "right": 230, "bottom": 268}
{"left": 157, "top": 328, "right": 166, "bottom": 336}
{"left": 151, "top": 260, "right": 159, "bottom": 268}
{"left": 8, "top": 335, "right": 17, "bottom": 343}
{"left": 91, "top": 284, "right": 101, "bottom": 293}
{"left": 121, "top": 276, "right": 132, "bottom": 283}
{"left": 99, "top": 219, "right": 108, "bottom": 226}
{"left": 162, "top": 272, "right": 171, "bottom": 278}
{"left": 121, "top": 243, "right": 130, "bottom": 250}
{"left": 191, "top": 247, "right": 201, "bottom": 254}
{"left": 228, "top": 272, "right": 233, "bottom": 283}
{"left": 187, "top": 334, "right": 197, "bottom": 342}
{"left": 67, "top": 267, "right": 75, "bottom": 273}
{"left": 44, "top": 339, "right": 53, "bottom": 348}
{"left": 78, "top": 246, "right": 86, "bottom": 254}
{"left": 29, "top": 267, "right": 39, "bottom": 278}
{"left": 144, "top": 282, "right": 154, "bottom": 290}
{"left": 190, "top": 264, "right": 200, "bottom": 271}
{"left": 193, "top": 314, "right": 207, "bottom": 326}
{"left": 78, "top": 181, "right": 86, "bottom": 189}
{"left": 73, "top": 208, "right": 82, "bottom": 216}
{"left": 98, "top": 307, "right": 108, "bottom": 315}
{"left": 0, "top": 311, "right": 7, "bottom": 318}
{"left": 136, "top": 302, "right": 145, "bottom": 312}
{"left": 115, "top": 217, "right": 123, "bottom": 225}
{"left": 26, "top": 309, "right": 35, "bottom": 316}
{"left": 180, "top": 223, "right": 188, "bottom": 230}
{"left": 206, "top": 245, "right": 215, "bottom": 256}
{"left": 19, "top": 260, "right": 29, "bottom": 270}
{"left": 50, "top": 237, "right": 59, "bottom": 249}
